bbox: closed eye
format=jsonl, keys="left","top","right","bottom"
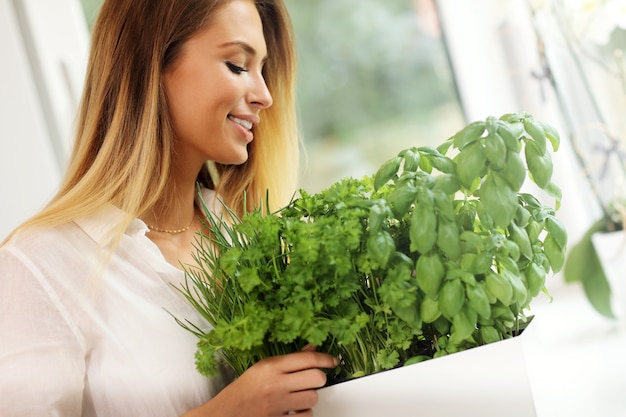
{"left": 226, "top": 61, "right": 249, "bottom": 75}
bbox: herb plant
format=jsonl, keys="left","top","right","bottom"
{"left": 175, "top": 113, "right": 567, "bottom": 383}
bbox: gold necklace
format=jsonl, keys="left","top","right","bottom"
{"left": 145, "top": 216, "right": 195, "bottom": 234}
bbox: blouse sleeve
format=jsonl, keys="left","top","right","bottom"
{"left": 0, "top": 246, "right": 86, "bottom": 416}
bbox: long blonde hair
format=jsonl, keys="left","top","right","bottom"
{"left": 4, "top": 0, "right": 299, "bottom": 245}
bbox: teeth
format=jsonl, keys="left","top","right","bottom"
{"left": 228, "top": 116, "right": 253, "bottom": 130}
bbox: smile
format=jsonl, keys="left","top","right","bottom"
{"left": 228, "top": 115, "right": 253, "bottom": 130}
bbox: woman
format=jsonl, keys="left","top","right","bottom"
{"left": 0, "top": 0, "right": 337, "bottom": 416}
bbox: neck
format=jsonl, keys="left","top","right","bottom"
{"left": 142, "top": 173, "right": 200, "bottom": 232}
{"left": 141, "top": 147, "right": 209, "bottom": 231}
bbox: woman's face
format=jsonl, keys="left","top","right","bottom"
{"left": 163, "top": 0, "right": 272, "bottom": 169}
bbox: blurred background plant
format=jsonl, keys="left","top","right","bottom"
{"left": 528, "top": 0, "right": 626, "bottom": 318}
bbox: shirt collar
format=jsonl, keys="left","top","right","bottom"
{"left": 73, "top": 187, "right": 218, "bottom": 248}
{"left": 73, "top": 204, "right": 146, "bottom": 248}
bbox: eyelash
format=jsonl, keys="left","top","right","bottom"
{"left": 226, "top": 61, "right": 248, "bottom": 75}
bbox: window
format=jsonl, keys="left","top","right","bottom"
{"left": 80, "top": 0, "right": 101, "bottom": 28}
{"left": 286, "top": 0, "right": 463, "bottom": 191}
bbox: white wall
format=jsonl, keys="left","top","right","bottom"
{"left": 0, "top": 0, "right": 88, "bottom": 240}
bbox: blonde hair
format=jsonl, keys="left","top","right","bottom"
{"left": 4, "top": 0, "right": 299, "bottom": 245}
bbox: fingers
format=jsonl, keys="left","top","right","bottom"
{"left": 274, "top": 350, "right": 339, "bottom": 374}
{"left": 234, "top": 351, "right": 338, "bottom": 417}
{"left": 285, "top": 368, "right": 328, "bottom": 392}
{"left": 286, "top": 409, "right": 314, "bottom": 417}
{"left": 282, "top": 388, "right": 319, "bottom": 411}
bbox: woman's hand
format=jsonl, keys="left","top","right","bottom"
{"left": 185, "top": 349, "right": 338, "bottom": 417}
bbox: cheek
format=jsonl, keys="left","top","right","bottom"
{"left": 165, "top": 80, "right": 214, "bottom": 141}
{"left": 163, "top": 66, "right": 244, "bottom": 144}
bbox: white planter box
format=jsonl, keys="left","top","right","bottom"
{"left": 591, "top": 230, "right": 626, "bottom": 318}
{"left": 315, "top": 318, "right": 538, "bottom": 417}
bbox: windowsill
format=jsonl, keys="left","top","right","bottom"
{"left": 528, "top": 280, "right": 626, "bottom": 416}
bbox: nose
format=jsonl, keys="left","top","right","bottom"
{"left": 248, "top": 73, "right": 273, "bottom": 109}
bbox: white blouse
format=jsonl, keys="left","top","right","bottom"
{"left": 0, "top": 189, "right": 232, "bottom": 416}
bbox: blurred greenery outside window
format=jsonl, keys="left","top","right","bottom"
{"left": 80, "top": 0, "right": 464, "bottom": 192}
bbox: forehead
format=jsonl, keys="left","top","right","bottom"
{"left": 196, "top": 0, "right": 267, "bottom": 55}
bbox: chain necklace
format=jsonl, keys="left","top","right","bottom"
{"left": 145, "top": 216, "right": 195, "bottom": 234}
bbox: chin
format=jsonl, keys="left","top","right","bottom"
{"left": 222, "top": 152, "right": 250, "bottom": 166}
{"left": 210, "top": 144, "right": 251, "bottom": 166}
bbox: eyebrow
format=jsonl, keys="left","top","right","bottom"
{"left": 220, "top": 40, "right": 268, "bottom": 64}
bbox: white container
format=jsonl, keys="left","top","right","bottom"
{"left": 315, "top": 318, "right": 538, "bottom": 417}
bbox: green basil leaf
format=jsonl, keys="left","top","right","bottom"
{"left": 509, "top": 222, "right": 533, "bottom": 260}
{"left": 485, "top": 271, "right": 513, "bottom": 305}
{"left": 437, "top": 219, "right": 461, "bottom": 260}
{"left": 525, "top": 140, "right": 553, "bottom": 188}
{"left": 403, "top": 148, "right": 421, "bottom": 172}
{"left": 388, "top": 184, "right": 417, "bottom": 218}
{"left": 467, "top": 283, "right": 492, "bottom": 319}
{"left": 368, "top": 201, "right": 387, "bottom": 233}
{"left": 526, "top": 219, "right": 542, "bottom": 243}
{"left": 472, "top": 251, "right": 494, "bottom": 274}
{"left": 454, "top": 141, "right": 487, "bottom": 189}
{"left": 460, "top": 230, "right": 485, "bottom": 252}
{"left": 434, "top": 190, "right": 456, "bottom": 222}
{"left": 479, "top": 173, "right": 517, "bottom": 229}
{"left": 419, "top": 147, "right": 456, "bottom": 174}
{"left": 537, "top": 121, "right": 561, "bottom": 151}
{"left": 544, "top": 182, "right": 563, "bottom": 205}
{"left": 367, "top": 231, "right": 395, "bottom": 268}
{"left": 496, "top": 123, "right": 522, "bottom": 152}
{"left": 515, "top": 206, "right": 532, "bottom": 228}
{"left": 416, "top": 252, "right": 445, "bottom": 298}
{"left": 503, "top": 269, "right": 529, "bottom": 307}
{"left": 525, "top": 262, "right": 546, "bottom": 297}
{"left": 485, "top": 131, "right": 507, "bottom": 170}
{"left": 433, "top": 316, "right": 451, "bottom": 335}
{"left": 544, "top": 233, "right": 565, "bottom": 273}
{"left": 500, "top": 150, "right": 526, "bottom": 191}
{"left": 420, "top": 295, "right": 441, "bottom": 323}
{"left": 453, "top": 120, "right": 486, "bottom": 149}
{"left": 501, "top": 239, "right": 521, "bottom": 261}
{"left": 457, "top": 203, "right": 477, "bottom": 231}
{"left": 410, "top": 200, "right": 438, "bottom": 254}
{"left": 491, "top": 303, "right": 515, "bottom": 322}
{"left": 374, "top": 157, "right": 402, "bottom": 190}
{"left": 451, "top": 307, "right": 478, "bottom": 342}
{"left": 436, "top": 138, "right": 454, "bottom": 155}
{"left": 480, "top": 326, "right": 501, "bottom": 344}
{"left": 439, "top": 279, "right": 466, "bottom": 319}
{"left": 545, "top": 215, "right": 568, "bottom": 249}
{"left": 433, "top": 174, "right": 461, "bottom": 194}
{"left": 523, "top": 118, "right": 547, "bottom": 155}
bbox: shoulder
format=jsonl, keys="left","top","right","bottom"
{"left": 1, "top": 223, "right": 93, "bottom": 267}
{"left": 0, "top": 222, "right": 89, "bottom": 288}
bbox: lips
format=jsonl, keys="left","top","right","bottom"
{"left": 228, "top": 115, "right": 254, "bottom": 130}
